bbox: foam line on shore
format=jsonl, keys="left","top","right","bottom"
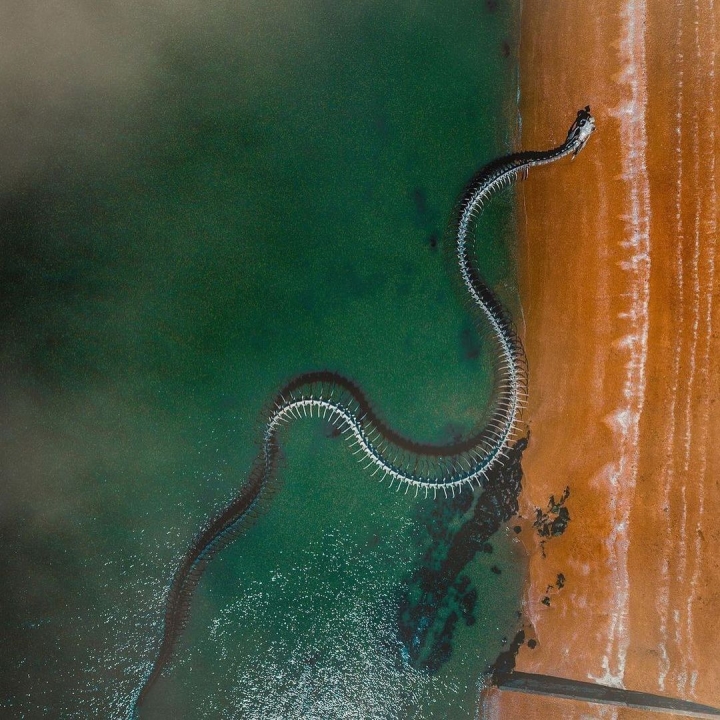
{"left": 594, "top": 0, "right": 651, "bottom": 689}
{"left": 685, "top": 0, "right": 717, "bottom": 697}
{"left": 656, "top": 0, "right": 686, "bottom": 691}
{"left": 673, "top": 0, "right": 704, "bottom": 695}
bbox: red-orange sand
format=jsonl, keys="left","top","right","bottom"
{"left": 488, "top": 1, "right": 720, "bottom": 717}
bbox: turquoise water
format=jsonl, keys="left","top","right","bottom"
{"left": 0, "top": 2, "right": 523, "bottom": 717}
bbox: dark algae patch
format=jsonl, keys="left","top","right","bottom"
{"left": 487, "top": 628, "right": 526, "bottom": 684}
{"left": 534, "top": 485, "right": 571, "bottom": 538}
{"left": 533, "top": 487, "right": 571, "bottom": 560}
{"left": 397, "top": 437, "right": 526, "bottom": 674}
{"left": 460, "top": 319, "right": 483, "bottom": 361}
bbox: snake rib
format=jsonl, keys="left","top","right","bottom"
{"left": 131, "top": 107, "right": 595, "bottom": 715}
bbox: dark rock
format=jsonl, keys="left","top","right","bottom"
{"left": 487, "top": 630, "right": 525, "bottom": 684}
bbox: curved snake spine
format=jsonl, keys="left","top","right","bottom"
{"left": 132, "top": 108, "right": 594, "bottom": 715}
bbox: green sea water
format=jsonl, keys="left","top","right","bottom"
{"left": 0, "top": 1, "right": 524, "bottom": 717}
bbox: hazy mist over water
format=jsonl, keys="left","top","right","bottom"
{"left": 0, "top": 1, "right": 523, "bottom": 717}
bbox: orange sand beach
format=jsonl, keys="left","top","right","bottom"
{"left": 486, "top": 1, "right": 720, "bottom": 718}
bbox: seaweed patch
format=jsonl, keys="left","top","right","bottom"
{"left": 533, "top": 486, "right": 571, "bottom": 538}
{"left": 396, "top": 437, "right": 526, "bottom": 673}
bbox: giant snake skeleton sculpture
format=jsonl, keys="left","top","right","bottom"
{"left": 132, "top": 107, "right": 596, "bottom": 715}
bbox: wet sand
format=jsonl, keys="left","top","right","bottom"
{"left": 493, "top": 0, "right": 720, "bottom": 717}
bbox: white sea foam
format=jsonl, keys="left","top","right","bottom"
{"left": 670, "top": 0, "right": 706, "bottom": 694}
{"left": 656, "top": 3, "right": 686, "bottom": 693}
{"left": 477, "top": 689, "right": 501, "bottom": 720}
{"left": 590, "top": 0, "right": 651, "bottom": 690}
{"left": 684, "top": 0, "right": 717, "bottom": 696}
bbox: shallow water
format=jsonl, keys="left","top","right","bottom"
{"left": 0, "top": 2, "right": 524, "bottom": 717}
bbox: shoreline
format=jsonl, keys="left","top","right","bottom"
{"left": 490, "top": 0, "right": 720, "bottom": 716}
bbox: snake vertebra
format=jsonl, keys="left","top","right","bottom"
{"left": 132, "top": 107, "right": 595, "bottom": 715}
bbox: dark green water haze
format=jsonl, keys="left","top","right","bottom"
{"left": 0, "top": 1, "right": 524, "bottom": 717}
